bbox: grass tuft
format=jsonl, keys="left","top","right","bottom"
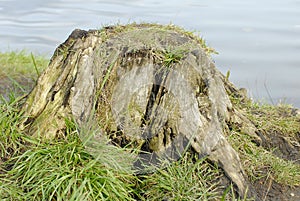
{"left": 0, "top": 93, "right": 28, "bottom": 161}
{"left": 1, "top": 134, "right": 138, "bottom": 201}
{"left": 136, "top": 153, "right": 222, "bottom": 200}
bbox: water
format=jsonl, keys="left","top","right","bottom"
{"left": 1, "top": 0, "right": 300, "bottom": 107}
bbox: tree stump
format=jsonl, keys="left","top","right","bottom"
{"left": 20, "top": 24, "right": 261, "bottom": 197}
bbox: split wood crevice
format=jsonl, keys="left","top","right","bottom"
{"left": 20, "top": 24, "right": 262, "bottom": 198}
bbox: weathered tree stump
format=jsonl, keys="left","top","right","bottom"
{"left": 20, "top": 24, "right": 261, "bottom": 197}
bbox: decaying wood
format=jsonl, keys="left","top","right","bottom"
{"left": 20, "top": 24, "right": 261, "bottom": 198}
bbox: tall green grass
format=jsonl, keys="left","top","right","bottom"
{"left": 0, "top": 93, "right": 27, "bottom": 161}
{"left": 2, "top": 135, "right": 137, "bottom": 200}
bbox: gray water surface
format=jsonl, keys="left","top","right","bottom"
{"left": 1, "top": 0, "right": 300, "bottom": 107}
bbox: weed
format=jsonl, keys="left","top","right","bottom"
{"left": 162, "top": 49, "right": 186, "bottom": 67}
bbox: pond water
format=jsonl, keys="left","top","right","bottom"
{"left": 1, "top": 0, "right": 300, "bottom": 107}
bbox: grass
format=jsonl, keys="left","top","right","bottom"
{"left": 2, "top": 135, "right": 137, "bottom": 200}
{"left": 247, "top": 102, "right": 300, "bottom": 140}
{"left": 0, "top": 93, "right": 28, "bottom": 161}
{"left": 0, "top": 91, "right": 224, "bottom": 200}
{"left": 0, "top": 39, "right": 299, "bottom": 200}
{"left": 0, "top": 92, "right": 136, "bottom": 200}
{"left": 229, "top": 130, "right": 300, "bottom": 186}
{"left": 0, "top": 96, "right": 224, "bottom": 200}
{"left": 0, "top": 51, "right": 48, "bottom": 80}
{"left": 137, "top": 154, "right": 222, "bottom": 200}
{"left": 0, "top": 51, "right": 49, "bottom": 98}
{"left": 98, "top": 22, "right": 218, "bottom": 55}
{"left": 229, "top": 96, "right": 300, "bottom": 187}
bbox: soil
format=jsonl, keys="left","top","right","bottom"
{"left": 249, "top": 129, "right": 300, "bottom": 201}
{"left": 253, "top": 179, "right": 300, "bottom": 201}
